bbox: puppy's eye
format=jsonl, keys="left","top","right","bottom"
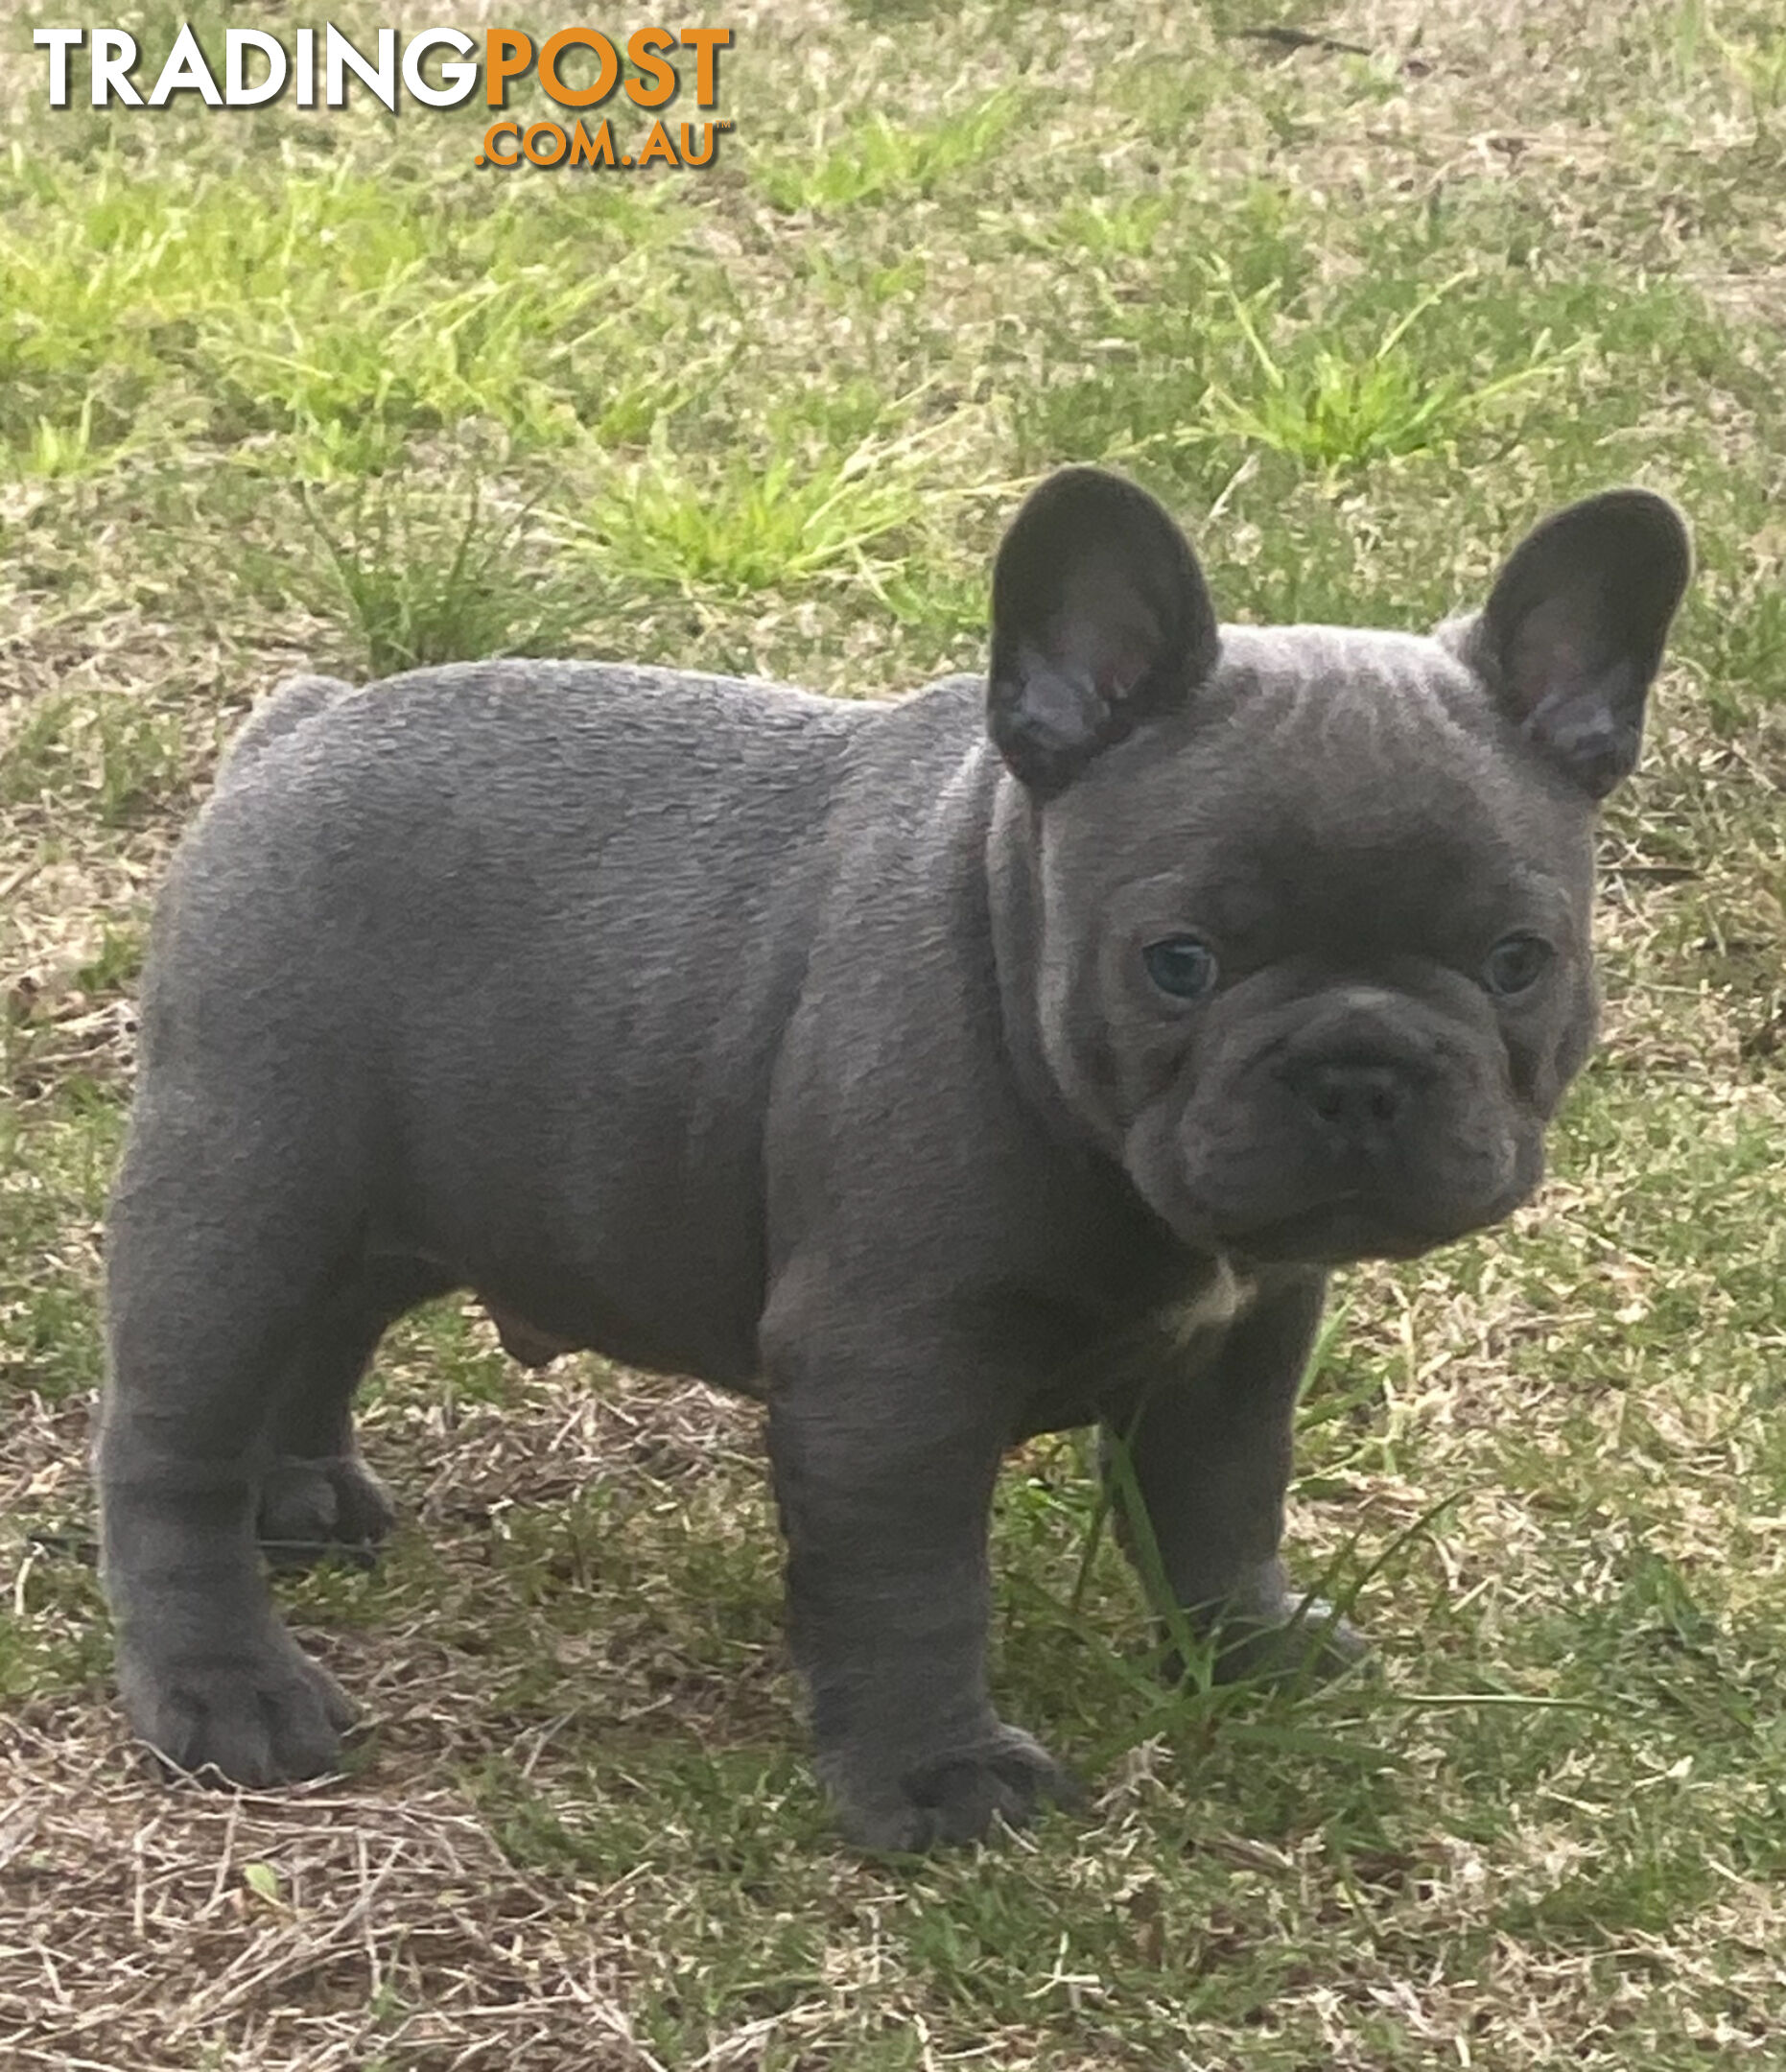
{"left": 1143, "top": 935, "right": 1220, "bottom": 1001}
{"left": 1483, "top": 932, "right": 1553, "bottom": 997}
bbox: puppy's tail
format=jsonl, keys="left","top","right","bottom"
{"left": 215, "top": 673, "right": 358, "bottom": 791}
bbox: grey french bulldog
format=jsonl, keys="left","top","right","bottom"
{"left": 97, "top": 467, "right": 1690, "bottom": 1849}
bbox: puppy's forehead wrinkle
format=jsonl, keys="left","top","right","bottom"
{"left": 1211, "top": 625, "right": 1486, "bottom": 758}
{"left": 1060, "top": 623, "right": 1588, "bottom": 911}
{"left": 1193, "top": 625, "right": 1556, "bottom": 845}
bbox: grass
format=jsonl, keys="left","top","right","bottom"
{"left": 292, "top": 476, "right": 618, "bottom": 677}
{"left": 3, "top": 0, "right": 1785, "bottom": 2065}
{"left": 754, "top": 86, "right": 1031, "bottom": 213}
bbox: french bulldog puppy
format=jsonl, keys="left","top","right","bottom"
{"left": 97, "top": 468, "right": 1690, "bottom": 1849}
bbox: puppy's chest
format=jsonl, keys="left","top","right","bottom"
{"left": 1014, "top": 1258, "right": 1257, "bottom": 1439}
{"left": 1153, "top": 1255, "right": 1257, "bottom": 1340}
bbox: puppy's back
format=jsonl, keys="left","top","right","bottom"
{"left": 215, "top": 673, "right": 359, "bottom": 789}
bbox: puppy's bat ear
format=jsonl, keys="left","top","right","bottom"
{"left": 987, "top": 467, "right": 1220, "bottom": 797}
{"left": 1448, "top": 488, "right": 1692, "bottom": 800}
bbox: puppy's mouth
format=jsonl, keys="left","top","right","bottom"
{"left": 1134, "top": 1113, "right": 1540, "bottom": 1263}
{"left": 1214, "top": 1193, "right": 1494, "bottom": 1267}
{"left": 1196, "top": 1156, "right": 1539, "bottom": 1265}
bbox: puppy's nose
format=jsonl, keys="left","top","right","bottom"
{"left": 1291, "top": 1059, "right": 1411, "bottom": 1152}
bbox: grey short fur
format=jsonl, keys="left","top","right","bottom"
{"left": 97, "top": 467, "right": 1691, "bottom": 1849}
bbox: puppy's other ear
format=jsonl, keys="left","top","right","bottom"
{"left": 1456, "top": 488, "right": 1692, "bottom": 799}
{"left": 988, "top": 467, "right": 1220, "bottom": 797}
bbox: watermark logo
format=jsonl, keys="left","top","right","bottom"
{"left": 32, "top": 25, "right": 735, "bottom": 173}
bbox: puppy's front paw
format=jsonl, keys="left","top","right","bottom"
{"left": 118, "top": 1626, "right": 356, "bottom": 1787}
{"left": 258, "top": 1453, "right": 397, "bottom": 1570}
{"left": 825, "top": 1722, "right": 1081, "bottom": 1853}
{"left": 1209, "top": 1594, "right": 1371, "bottom": 1687}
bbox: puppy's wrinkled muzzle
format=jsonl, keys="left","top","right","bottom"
{"left": 1144, "top": 1000, "right": 1536, "bottom": 1266}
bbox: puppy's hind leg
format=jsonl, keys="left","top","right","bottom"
{"left": 98, "top": 1106, "right": 364, "bottom": 1786}
{"left": 257, "top": 1257, "right": 457, "bottom": 1571}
